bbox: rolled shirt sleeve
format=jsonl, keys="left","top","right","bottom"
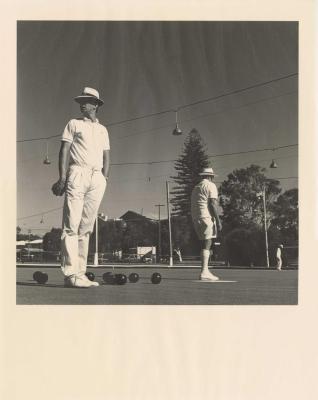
{"left": 61, "top": 120, "right": 75, "bottom": 143}
{"left": 207, "top": 181, "right": 218, "bottom": 199}
{"left": 103, "top": 127, "right": 110, "bottom": 150}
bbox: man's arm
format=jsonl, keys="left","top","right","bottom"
{"left": 51, "top": 141, "right": 71, "bottom": 196}
{"left": 208, "top": 198, "right": 222, "bottom": 232}
{"left": 59, "top": 141, "right": 72, "bottom": 181}
{"left": 102, "top": 149, "right": 110, "bottom": 180}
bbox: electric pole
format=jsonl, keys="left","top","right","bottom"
{"left": 166, "top": 181, "right": 173, "bottom": 267}
{"left": 262, "top": 187, "right": 270, "bottom": 268}
{"left": 155, "top": 204, "right": 164, "bottom": 263}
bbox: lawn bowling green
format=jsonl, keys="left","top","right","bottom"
{"left": 16, "top": 265, "right": 298, "bottom": 305}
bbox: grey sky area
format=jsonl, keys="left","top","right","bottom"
{"left": 17, "top": 21, "right": 298, "bottom": 234}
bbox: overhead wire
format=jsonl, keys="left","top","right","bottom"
{"left": 18, "top": 90, "right": 297, "bottom": 164}
{"left": 117, "top": 90, "right": 297, "bottom": 140}
{"left": 20, "top": 142, "right": 297, "bottom": 166}
{"left": 17, "top": 72, "right": 297, "bottom": 143}
{"left": 17, "top": 207, "right": 63, "bottom": 221}
{"left": 110, "top": 143, "right": 298, "bottom": 166}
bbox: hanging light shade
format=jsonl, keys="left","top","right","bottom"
{"left": 270, "top": 148, "right": 278, "bottom": 169}
{"left": 43, "top": 155, "right": 51, "bottom": 165}
{"left": 173, "top": 124, "right": 182, "bottom": 136}
{"left": 270, "top": 159, "right": 278, "bottom": 168}
{"left": 172, "top": 110, "right": 182, "bottom": 135}
{"left": 43, "top": 142, "right": 51, "bottom": 165}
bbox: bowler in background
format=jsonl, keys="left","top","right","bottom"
{"left": 191, "top": 167, "right": 222, "bottom": 281}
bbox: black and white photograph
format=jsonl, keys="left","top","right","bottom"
{"left": 16, "top": 20, "right": 299, "bottom": 305}
{"left": 2, "top": 1, "right": 317, "bottom": 400}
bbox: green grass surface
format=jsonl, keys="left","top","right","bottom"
{"left": 16, "top": 266, "right": 298, "bottom": 305}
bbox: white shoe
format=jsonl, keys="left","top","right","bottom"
{"left": 64, "top": 275, "right": 99, "bottom": 288}
{"left": 200, "top": 271, "right": 219, "bottom": 281}
{"left": 80, "top": 274, "right": 100, "bottom": 287}
{"left": 88, "top": 280, "right": 99, "bottom": 286}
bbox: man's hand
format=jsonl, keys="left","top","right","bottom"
{"left": 51, "top": 179, "right": 66, "bottom": 196}
{"left": 216, "top": 221, "right": 222, "bottom": 234}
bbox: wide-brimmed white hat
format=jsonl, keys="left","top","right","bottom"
{"left": 74, "top": 87, "right": 104, "bottom": 106}
{"left": 198, "top": 167, "right": 217, "bottom": 176}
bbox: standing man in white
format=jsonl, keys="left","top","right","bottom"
{"left": 191, "top": 167, "right": 222, "bottom": 281}
{"left": 52, "top": 87, "right": 110, "bottom": 288}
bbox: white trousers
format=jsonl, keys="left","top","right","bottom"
{"left": 61, "top": 165, "right": 106, "bottom": 277}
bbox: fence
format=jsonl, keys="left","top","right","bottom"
{"left": 16, "top": 248, "right": 298, "bottom": 268}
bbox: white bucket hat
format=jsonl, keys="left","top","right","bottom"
{"left": 74, "top": 87, "right": 104, "bottom": 106}
{"left": 198, "top": 167, "right": 217, "bottom": 177}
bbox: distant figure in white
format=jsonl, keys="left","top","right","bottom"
{"left": 191, "top": 167, "right": 222, "bottom": 281}
{"left": 276, "top": 244, "right": 283, "bottom": 271}
{"left": 174, "top": 247, "right": 183, "bottom": 262}
{"left": 51, "top": 87, "right": 110, "bottom": 288}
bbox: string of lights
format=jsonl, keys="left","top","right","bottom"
{"left": 117, "top": 90, "right": 297, "bottom": 141}
{"left": 117, "top": 153, "right": 297, "bottom": 182}
{"left": 18, "top": 89, "right": 297, "bottom": 156}
{"left": 18, "top": 89, "right": 297, "bottom": 165}
{"left": 17, "top": 72, "right": 297, "bottom": 143}
{"left": 110, "top": 143, "right": 298, "bottom": 166}
{"left": 17, "top": 145, "right": 298, "bottom": 222}
{"left": 19, "top": 141, "right": 298, "bottom": 166}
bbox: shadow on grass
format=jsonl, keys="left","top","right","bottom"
{"left": 16, "top": 281, "right": 77, "bottom": 289}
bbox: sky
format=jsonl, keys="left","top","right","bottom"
{"left": 17, "top": 21, "right": 298, "bottom": 235}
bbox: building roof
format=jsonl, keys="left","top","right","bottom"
{"left": 120, "top": 210, "right": 149, "bottom": 221}
{"left": 29, "top": 239, "right": 43, "bottom": 244}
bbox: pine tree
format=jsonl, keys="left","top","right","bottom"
{"left": 170, "top": 129, "right": 209, "bottom": 217}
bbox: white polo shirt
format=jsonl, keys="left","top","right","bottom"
{"left": 62, "top": 117, "right": 110, "bottom": 169}
{"left": 191, "top": 179, "right": 218, "bottom": 219}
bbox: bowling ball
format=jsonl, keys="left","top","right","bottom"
{"left": 33, "top": 271, "right": 42, "bottom": 281}
{"left": 103, "top": 272, "right": 115, "bottom": 284}
{"left": 151, "top": 272, "right": 162, "bottom": 284}
{"left": 85, "top": 272, "right": 95, "bottom": 281}
{"left": 35, "top": 271, "right": 48, "bottom": 284}
{"left": 128, "top": 273, "right": 139, "bottom": 283}
{"left": 115, "top": 274, "right": 127, "bottom": 285}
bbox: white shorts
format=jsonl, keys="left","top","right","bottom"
{"left": 192, "top": 217, "right": 216, "bottom": 241}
